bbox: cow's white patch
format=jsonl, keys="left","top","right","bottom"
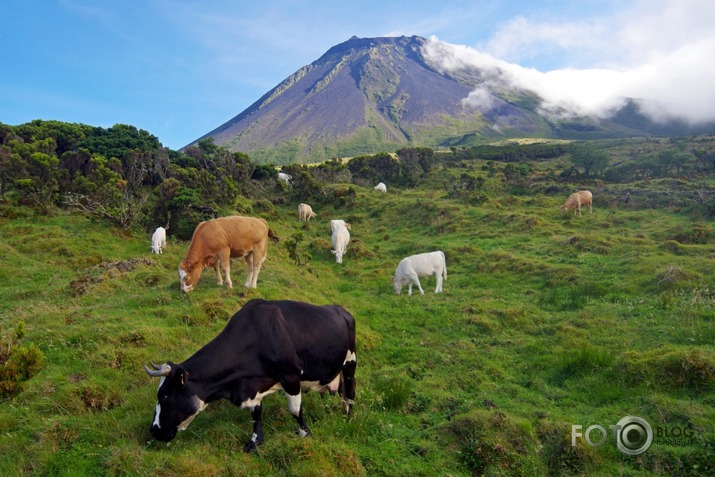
{"left": 298, "top": 428, "right": 309, "bottom": 438}
{"left": 178, "top": 397, "right": 207, "bottom": 431}
{"left": 285, "top": 392, "right": 302, "bottom": 416}
{"left": 153, "top": 403, "right": 162, "bottom": 428}
{"left": 240, "top": 383, "right": 283, "bottom": 409}
{"left": 301, "top": 373, "right": 341, "bottom": 394}
{"left": 152, "top": 375, "right": 167, "bottom": 428}
{"left": 345, "top": 350, "right": 356, "bottom": 363}
{"left": 178, "top": 267, "right": 191, "bottom": 292}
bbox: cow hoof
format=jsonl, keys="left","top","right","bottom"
{"left": 297, "top": 428, "right": 311, "bottom": 438}
{"left": 244, "top": 440, "right": 259, "bottom": 453}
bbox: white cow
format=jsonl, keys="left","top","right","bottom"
{"left": 277, "top": 172, "right": 292, "bottom": 186}
{"left": 393, "top": 251, "right": 447, "bottom": 295}
{"left": 330, "top": 219, "right": 351, "bottom": 264}
{"left": 374, "top": 182, "right": 387, "bottom": 193}
{"left": 298, "top": 203, "right": 317, "bottom": 222}
{"left": 151, "top": 227, "right": 167, "bottom": 254}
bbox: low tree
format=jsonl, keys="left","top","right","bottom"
{"left": 658, "top": 148, "right": 693, "bottom": 176}
{"left": 568, "top": 142, "right": 609, "bottom": 178}
{"left": 15, "top": 152, "right": 60, "bottom": 213}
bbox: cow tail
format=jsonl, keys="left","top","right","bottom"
{"left": 268, "top": 228, "right": 280, "bottom": 243}
{"left": 442, "top": 252, "right": 447, "bottom": 281}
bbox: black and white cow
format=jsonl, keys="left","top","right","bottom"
{"left": 144, "top": 299, "right": 357, "bottom": 452}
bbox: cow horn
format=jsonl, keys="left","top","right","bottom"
{"left": 144, "top": 363, "right": 171, "bottom": 377}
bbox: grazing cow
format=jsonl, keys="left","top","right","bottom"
{"left": 144, "top": 299, "right": 357, "bottom": 452}
{"left": 330, "top": 219, "right": 351, "bottom": 264}
{"left": 178, "top": 216, "right": 278, "bottom": 292}
{"left": 374, "top": 182, "right": 387, "bottom": 193}
{"left": 393, "top": 251, "right": 447, "bottom": 295}
{"left": 278, "top": 172, "right": 292, "bottom": 186}
{"left": 151, "top": 227, "right": 167, "bottom": 254}
{"left": 298, "top": 203, "right": 317, "bottom": 222}
{"left": 560, "top": 190, "right": 593, "bottom": 216}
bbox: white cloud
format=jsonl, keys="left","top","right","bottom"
{"left": 422, "top": 0, "right": 715, "bottom": 126}
{"left": 461, "top": 87, "right": 496, "bottom": 111}
{"left": 481, "top": 16, "right": 608, "bottom": 68}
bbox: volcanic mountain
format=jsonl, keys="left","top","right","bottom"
{"left": 190, "top": 35, "right": 710, "bottom": 164}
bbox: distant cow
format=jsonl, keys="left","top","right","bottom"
{"left": 178, "top": 216, "right": 278, "bottom": 292}
{"left": 374, "top": 182, "right": 387, "bottom": 193}
{"left": 560, "top": 190, "right": 593, "bottom": 216}
{"left": 144, "top": 299, "right": 357, "bottom": 452}
{"left": 298, "top": 203, "right": 317, "bottom": 222}
{"left": 151, "top": 227, "right": 167, "bottom": 254}
{"left": 278, "top": 172, "right": 292, "bottom": 186}
{"left": 330, "top": 219, "right": 351, "bottom": 264}
{"left": 393, "top": 251, "right": 447, "bottom": 295}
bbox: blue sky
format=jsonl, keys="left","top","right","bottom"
{"left": 2, "top": 0, "right": 714, "bottom": 150}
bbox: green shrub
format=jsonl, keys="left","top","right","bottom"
{"left": 0, "top": 321, "right": 45, "bottom": 398}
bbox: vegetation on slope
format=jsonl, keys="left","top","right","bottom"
{"left": 1, "top": 121, "right": 714, "bottom": 475}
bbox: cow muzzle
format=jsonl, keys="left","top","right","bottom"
{"left": 150, "top": 422, "right": 177, "bottom": 442}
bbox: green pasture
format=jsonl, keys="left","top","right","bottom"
{"left": 1, "top": 161, "right": 714, "bottom": 476}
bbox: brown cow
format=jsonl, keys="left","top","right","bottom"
{"left": 560, "top": 190, "right": 593, "bottom": 216}
{"left": 178, "top": 216, "right": 278, "bottom": 292}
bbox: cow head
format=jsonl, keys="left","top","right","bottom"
{"left": 145, "top": 362, "right": 206, "bottom": 442}
{"left": 331, "top": 249, "right": 343, "bottom": 263}
{"left": 178, "top": 263, "right": 199, "bottom": 292}
{"left": 392, "top": 275, "right": 404, "bottom": 295}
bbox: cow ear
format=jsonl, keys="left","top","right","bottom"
{"left": 175, "top": 367, "right": 188, "bottom": 387}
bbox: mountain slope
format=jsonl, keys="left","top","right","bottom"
{"left": 190, "top": 35, "right": 712, "bottom": 163}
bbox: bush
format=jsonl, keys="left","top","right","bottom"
{"left": 0, "top": 321, "right": 44, "bottom": 398}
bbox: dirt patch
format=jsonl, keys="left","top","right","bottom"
{"left": 69, "top": 258, "right": 154, "bottom": 296}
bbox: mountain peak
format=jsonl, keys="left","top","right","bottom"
{"left": 189, "top": 35, "right": 707, "bottom": 164}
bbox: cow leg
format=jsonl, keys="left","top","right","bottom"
{"left": 414, "top": 277, "right": 424, "bottom": 295}
{"left": 340, "top": 354, "right": 357, "bottom": 416}
{"left": 244, "top": 405, "right": 264, "bottom": 453}
{"left": 435, "top": 274, "right": 443, "bottom": 293}
{"left": 249, "top": 254, "right": 265, "bottom": 288}
{"left": 213, "top": 260, "right": 223, "bottom": 286}
{"left": 283, "top": 378, "right": 311, "bottom": 437}
{"left": 218, "top": 251, "right": 232, "bottom": 288}
{"left": 244, "top": 253, "right": 254, "bottom": 288}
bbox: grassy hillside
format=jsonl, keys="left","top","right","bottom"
{"left": 1, "top": 152, "right": 714, "bottom": 476}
